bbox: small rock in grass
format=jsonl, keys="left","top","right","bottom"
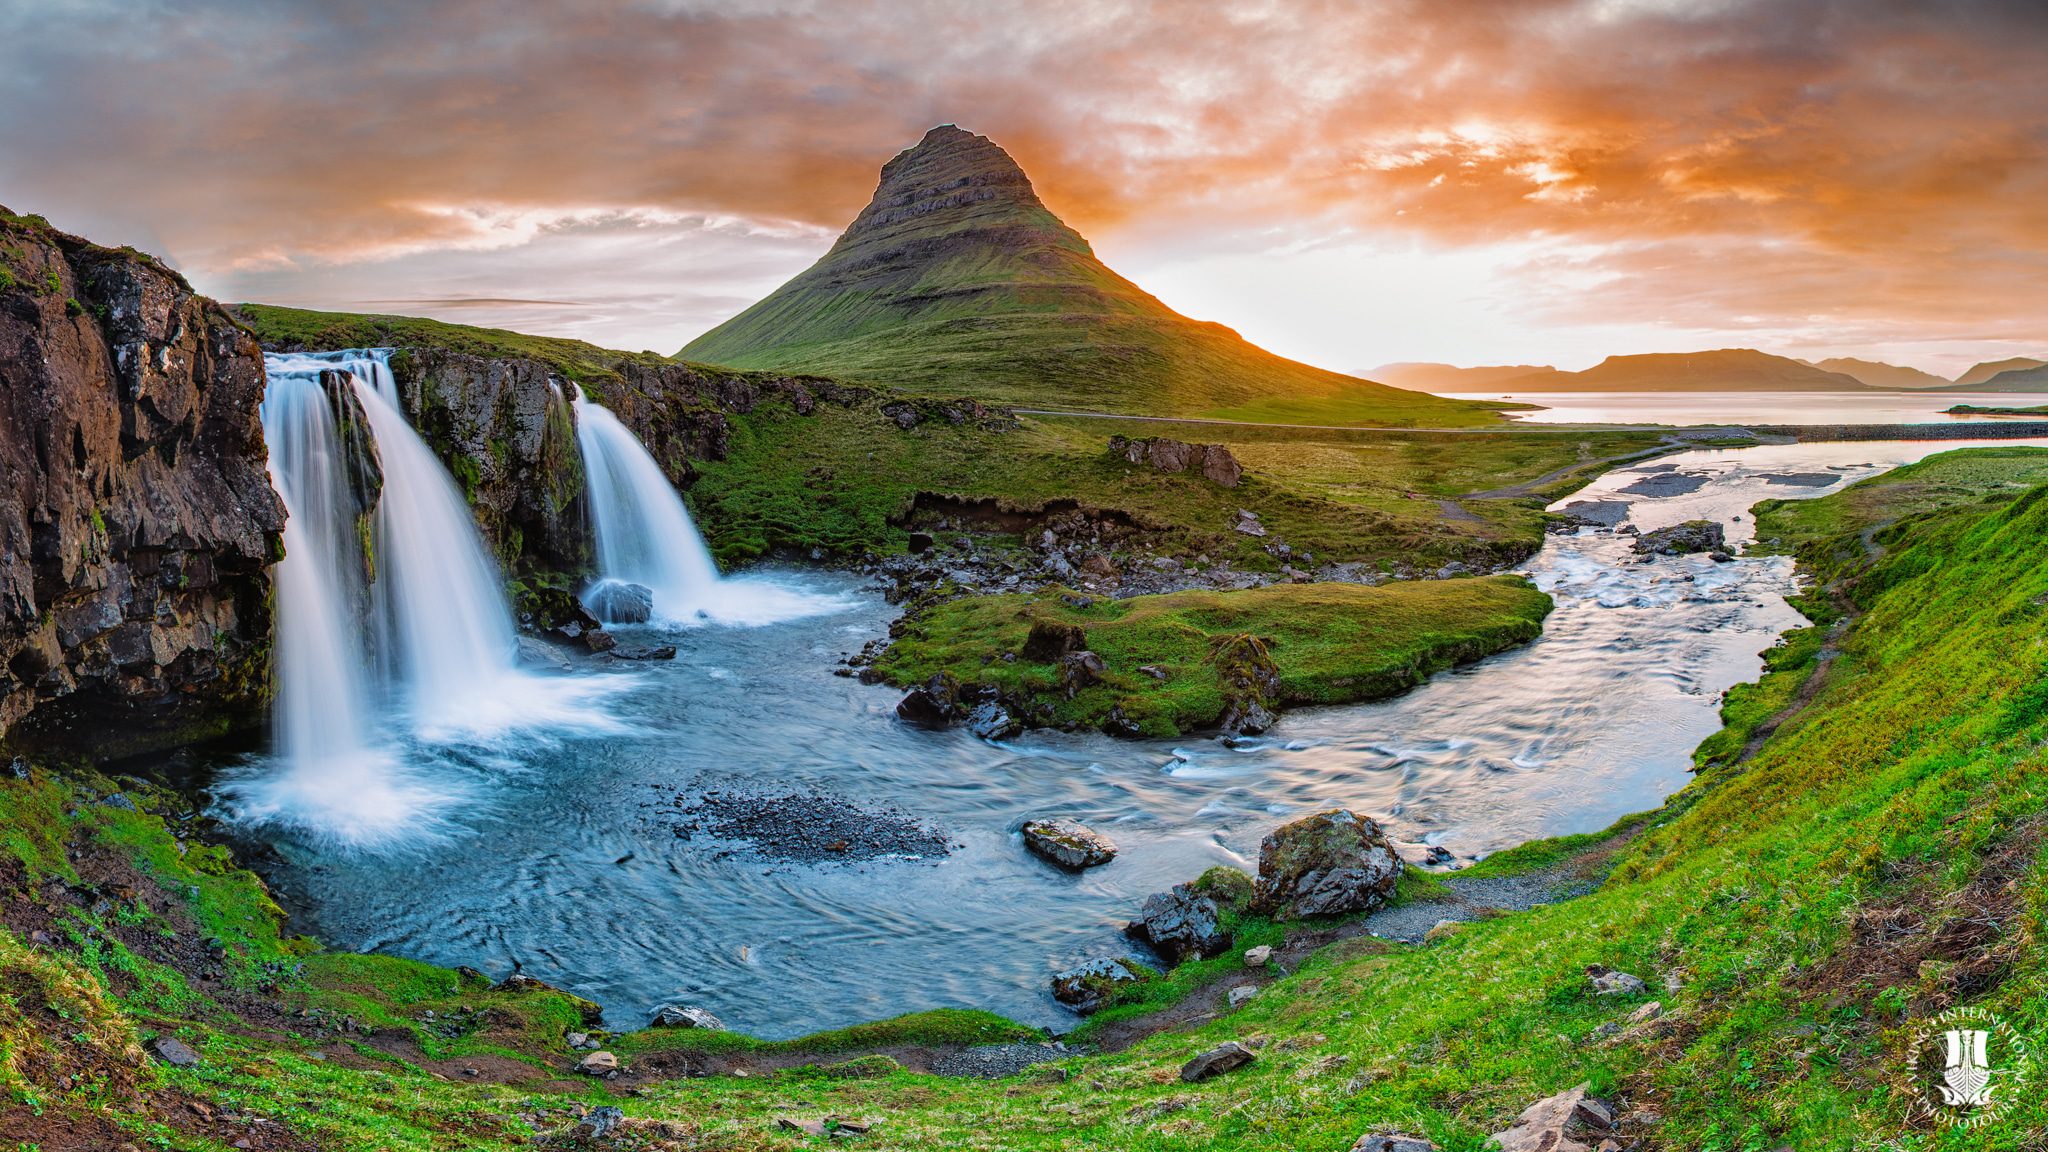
{"left": 1350, "top": 1135, "right": 1440, "bottom": 1152}
{"left": 151, "top": 1036, "right": 201, "bottom": 1067}
{"left": 1180, "top": 1040, "right": 1256, "bottom": 1082}
{"left": 575, "top": 1050, "right": 619, "bottom": 1077}
{"left": 650, "top": 1004, "right": 724, "bottom": 1030}
{"left": 564, "top": 1031, "right": 588, "bottom": 1047}
{"left": 1227, "top": 985, "right": 1258, "bottom": 1008}
{"left": 1626, "top": 1001, "right": 1663, "bottom": 1025}
{"left": 1423, "top": 918, "right": 1461, "bottom": 943}
{"left": 574, "top": 1106, "right": 625, "bottom": 1140}
{"left": 1586, "top": 964, "right": 1647, "bottom": 995}
{"left": 778, "top": 1117, "right": 828, "bottom": 1136}
{"left": 1021, "top": 817, "right": 1117, "bottom": 869}
{"left": 1242, "top": 944, "right": 1272, "bottom": 967}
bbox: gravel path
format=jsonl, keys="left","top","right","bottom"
{"left": 1364, "top": 870, "right": 1598, "bottom": 944}
{"left": 928, "top": 1042, "right": 1070, "bottom": 1079}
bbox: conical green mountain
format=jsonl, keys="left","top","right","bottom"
{"left": 679, "top": 126, "right": 1498, "bottom": 426}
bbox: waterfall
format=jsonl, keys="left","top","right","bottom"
{"left": 571, "top": 388, "right": 832, "bottom": 626}
{"left": 226, "top": 350, "right": 620, "bottom": 848}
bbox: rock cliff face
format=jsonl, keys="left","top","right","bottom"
{"left": 0, "top": 209, "right": 283, "bottom": 758}
{"left": 384, "top": 348, "right": 588, "bottom": 571}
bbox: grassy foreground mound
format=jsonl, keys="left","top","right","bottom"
{"left": 2, "top": 448, "right": 2046, "bottom": 1147}
{"left": 875, "top": 577, "right": 1553, "bottom": 737}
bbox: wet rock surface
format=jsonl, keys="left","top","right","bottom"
{"left": 1020, "top": 818, "right": 1117, "bottom": 869}
{"left": 1252, "top": 809, "right": 1402, "bottom": 920}
{"left": 0, "top": 211, "right": 284, "bottom": 759}
{"left": 656, "top": 789, "right": 956, "bottom": 864}
{"left": 1125, "top": 883, "right": 1231, "bottom": 963}
{"left": 1632, "top": 519, "right": 1726, "bottom": 556}
{"left": 1617, "top": 470, "right": 1710, "bottom": 497}
{"left": 584, "top": 580, "right": 654, "bottom": 624}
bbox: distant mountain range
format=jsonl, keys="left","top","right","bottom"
{"left": 1809, "top": 357, "right": 1949, "bottom": 389}
{"left": 681, "top": 126, "right": 1494, "bottom": 426}
{"left": 1370, "top": 350, "right": 2048, "bottom": 394}
{"left": 1368, "top": 349, "right": 1867, "bottom": 393}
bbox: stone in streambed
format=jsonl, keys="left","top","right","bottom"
{"left": 584, "top": 579, "right": 654, "bottom": 624}
{"left": 1251, "top": 809, "right": 1401, "bottom": 920}
{"left": 650, "top": 1003, "right": 724, "bottom": 1029}
{"left": 1631, "top": 519, "right": 1725, "bottom": 556}
{"left": 609, "top": 643, "right": 677, "bottom": 661}
{"left": 1020, "top": 817, "right": 1117, "bottom": 869}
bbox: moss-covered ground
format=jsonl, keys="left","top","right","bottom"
{"left": 874, "top": 577, "right": 1552, "bottom": 737}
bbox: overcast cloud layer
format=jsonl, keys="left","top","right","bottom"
{"left": 3, "top": 0, "right": 2044, "bottom": 373}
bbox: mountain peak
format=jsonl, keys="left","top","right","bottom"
{"left": 678, "top": 129, "right": 1491, "bottom": 425}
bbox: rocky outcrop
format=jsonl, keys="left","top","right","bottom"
{"left": 1049, "top": 957, "right": 1143, "bottom": 1014}
{"left": 1632, "top": 519, "right": 1725, "bottom": 556}
{"left": 0, "top": 209, "right": 284, "bottom": 758}
{"left": 1125, "top": 882, "right": 1232, "bottom": 963}
{"left": 384, "top": 348, "right": 588, "bottom": 571}
{"left": 1251, "top": 809, "right": 1402, "bottom": 920}
{"left": 1108, "top": 435, "right": 1243, "bottom": 487}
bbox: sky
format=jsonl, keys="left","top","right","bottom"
{"left": 2, "top": 0, "right": 2045, "bottom": 376}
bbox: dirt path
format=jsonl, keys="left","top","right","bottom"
{"left": 1733, "top": 522, "right": 1886, "bottom": 762}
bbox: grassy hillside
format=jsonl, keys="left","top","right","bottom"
{"left": 5, "top": 448, "right": 2048, "bottom": 1148}
{"left": 679, "top": 127, "right": 1504, "bottom": 427}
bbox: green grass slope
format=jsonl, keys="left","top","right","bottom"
{"left": 679, "top": 126, "right": 1503, "bottom": 427}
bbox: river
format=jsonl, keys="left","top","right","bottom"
{"left": 245, "top": 434, "right": 2048, "bottom": 1038}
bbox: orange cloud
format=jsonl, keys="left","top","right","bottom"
{"left": 2, "top": 0, "right": 2042, "bottom": 360}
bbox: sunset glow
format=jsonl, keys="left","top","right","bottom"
{"left": 3, "top": 0, "right": 2043, "bottom": 373}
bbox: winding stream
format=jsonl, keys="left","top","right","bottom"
{"left": 247, "top": 436, "right": 2048, "bottom": 1037}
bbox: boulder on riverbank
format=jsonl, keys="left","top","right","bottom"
{"left": 1020, "top": 818, "right": 1118, "bottom": 869}
{"left": 650, "top": 1004, "right": 724, "bottom": 1029}
{"left": 1050, "top": 957, "right": 1146, "bottom": 1013}
{"left": 1125, "top": 882, "right": 1232, "bottom": 963}
{"left": 1252, "top": 809, "right": 1401, "bottom": 920}
{"left": 1632, "top": 519, "right": 1726, "bottom": 556}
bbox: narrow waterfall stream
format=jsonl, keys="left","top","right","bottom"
{"left": 571, "top": 387, "right": 837, "bottom": 626}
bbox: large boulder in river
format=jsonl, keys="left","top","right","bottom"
{"left": 1020, "top": 818, "right": 1117, "bottom": 869}
{"left": 584, "top": 579, "right": 655, "bottom": 624}
{"left": 1252, "top": 809, "right": 1401, "bottom": 920}
{"left": 1632, "top": 519, "right": 1726, "bottom": 556}
{"left": 1125, "top": 883, "right": 1232, "bottom": 964}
